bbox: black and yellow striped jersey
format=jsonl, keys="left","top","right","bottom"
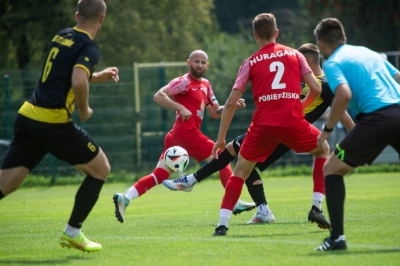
{"left": 300, "top": 74, "right": 334, "bottom": 123}
{"left": 18, "top": 27, "right": 100, "bottom": 123}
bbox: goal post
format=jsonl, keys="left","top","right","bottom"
{"left": 133, "top": 61, "right": 187, "bottom": 167}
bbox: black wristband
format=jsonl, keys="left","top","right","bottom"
{"left": 323, "top": 124, "right": 334, "bottom": 132}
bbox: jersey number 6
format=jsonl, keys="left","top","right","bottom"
{"left": 42, "top": 47, "right": 60, "bottom": 83}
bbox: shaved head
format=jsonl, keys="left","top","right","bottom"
{"left": 187, "top": 50, "right": 209, "bottom": 79}
{"left": 189, "top": 50, "right": 208, "bottom": 61}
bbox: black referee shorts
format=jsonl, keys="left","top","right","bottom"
{"left": 334, "top": 104, "right": 400, "bottom": 167}
{"left": 1, "top": 114, "right": 100, "bottom": 171}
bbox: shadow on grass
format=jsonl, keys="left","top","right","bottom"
{"left": 0, "top": 255, "right": 93, "bottom": 265}
{"left": 306, "top": 248, "right": 400, "bottom": 256}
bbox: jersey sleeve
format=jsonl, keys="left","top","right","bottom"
{"left": 232, "top": 60, "right": 251, "bottom": 92}
{"left": 323, "top": 61, "right": 348, "bottom": 93}
{"left": 319, "top": 78, "right": 335, "bottom": 105}
{"left": 205, "top": 81, "right": 218, "bottom": 107}
{"left": 295, "top": 51, "right": 312, "bottom": 77}
{"left": 167, "top": 75, "right": 190, "bottom": 95}
{"left": 74, "top": 44, "right": 100, "bottom": 78}
{"left": 384, "top": 59, "right": 399, "bottom": 76}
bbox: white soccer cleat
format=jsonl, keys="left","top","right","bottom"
{"left": 246, "top": 212, "right": 275, "bottom": 224}
{"left": 162, "top": 175, "right": 193, "bottom": 192}
{"left": 232, "top": 199, "right": 256, "bottom": 215}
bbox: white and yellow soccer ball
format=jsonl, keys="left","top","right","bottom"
{"left": 164, "top": 146, "right": 189, "bottom": 173}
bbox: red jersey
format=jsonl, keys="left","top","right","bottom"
{"left": 233, "top": 43, "right": 312, "bottom": 126}
{"left": 167, "top": 73, "right": 217, "bottom": 129}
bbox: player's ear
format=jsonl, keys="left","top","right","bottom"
{"left": 99, "top": 14, "right": 105, "bottom": 24}
{"left": 274, "top": 29, "right": 279, "bottom": 38}
{"left": 305, "top": 57, "right": 313, "bottom": 66}
{"left": 186, "top": 59, "right": 190, "bottom": 67}
{"left": 75, "top": 12, "right": 80, "bottom": 22}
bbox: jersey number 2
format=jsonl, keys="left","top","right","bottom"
{"left": 41, "top": 47, "right": 59, "bottom": 83}
{"left": 270, "top": 61, "right": 286, "bottom": 89}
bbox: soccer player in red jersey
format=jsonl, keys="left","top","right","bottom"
{"left": 112, "top": 50, "right": 251, "bottom": 223}
{"left": 211, "top": 13, "right": 330, "bottom": 236}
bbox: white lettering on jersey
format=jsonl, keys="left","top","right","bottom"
{"left": 249, "top": 49, "right": 297, "bottom": 66}
{"left": 258, "top": 92, "right": 299, "bottom": 102}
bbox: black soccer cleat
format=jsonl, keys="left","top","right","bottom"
{"left": 212, "top": 225, "right": 228, "bottom": 236}
{"left": 308, "top": 206, "right": 331, "bottom": 230}
{"left": 315, "top": 236, "right": 347, "bottom": 251}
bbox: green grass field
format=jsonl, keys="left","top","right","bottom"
{"left": 0, "top": 173, "right": 399, "bottom": 266}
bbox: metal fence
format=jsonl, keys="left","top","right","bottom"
{"left": 1, "top": 53, "right": 399, "bottom": 177}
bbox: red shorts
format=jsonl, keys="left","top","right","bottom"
{"left": 240, "top": 119, "right": 320, "bottom": 162}
{"left": 159, "top": 127, "right": 215, "bottom": 163}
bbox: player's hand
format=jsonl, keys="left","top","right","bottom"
{"left": 317, "top": 131, "right": 330, "bottom": 149}
{"left": 212, "top": 139, "right": 226, "bottom": 159}
{"left": 94, "top": 67, "right": 119, "bottom": 83}
{"left": 179, "top": 108, "right": 192, "bottom": 121}
{"left": 79, "top": 107, "right": 93, "bottom": 123}
{"left": 236, "top": 98, "right": 246, "bottom": 109}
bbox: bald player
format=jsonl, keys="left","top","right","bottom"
{"left": 112, "top": 50, "right": 252, "bottom": 223}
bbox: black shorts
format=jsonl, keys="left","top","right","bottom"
{"left": 231, "top": 133, "right": 291, "bottom": 172}
{"left": 334, "top": 104, "right": 400, "bottom": 167}
{"left": 1, "top": 114, "right": 100, "bottom": 170}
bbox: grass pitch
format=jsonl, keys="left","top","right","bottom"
{"left": 0, "top": 173, "right": 399, "bottom": 265}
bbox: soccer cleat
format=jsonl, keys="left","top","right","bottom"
{"left": 162, "top": 175, "right": 193, "bottom": 192}
{"left": 246, "top": 212, "right": 275, "bottom": 224}
{"left": 232, "top": 199, "right": 256, "bottom": 215}
{"left": 315, "top": 236, "right": 347, "bottom": 251}
{"left": 308, "top": 206, "right": 331, "bottom": 229}
{"left": 59, "top": 232, "right": 102, "bottom": 252}
{"left": 113, "top": 193, "right": 130, "bottom": 223}
{"left": 212, "top": 225, "right": 228, "bottom": 236}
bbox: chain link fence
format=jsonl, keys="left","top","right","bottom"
{"left": 1, "top": 54, "right": 399, "bottom": 177}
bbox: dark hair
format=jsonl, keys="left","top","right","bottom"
{"left": 297, "top": 43, "right": 320, "bottom": 64}
{"left": 314, "top": 18, "right": 346, "bottom": 46}
{"left": 252, "top": 13, "right": 277, "bottom": 40}
{"left": 77, "top": 0, "right": 107, "bottom": 22}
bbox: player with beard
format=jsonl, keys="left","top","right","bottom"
{"left": 112, "top": 50, "right": 252, "bottom": 223}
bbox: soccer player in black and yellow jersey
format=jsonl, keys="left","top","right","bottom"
{"left": 0, "top": 0, "right": 118, "bottom": 252}
{"left": 163, "top": 43, "right": 355, "bottom": 229}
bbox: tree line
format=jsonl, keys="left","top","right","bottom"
{"left": 1, "top": 0, "right": 399, "bottom": 98}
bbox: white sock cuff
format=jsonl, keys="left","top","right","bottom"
{"left": 313, "top": 192, "right": 325, "bottom": 202}
{"left": 125, "top": 186, "right": 139, "bottom": 201}
{"left": 220, "top": 208, "right": 232, "bottom": 219}
{"left": 186, "top": 174, "right": 197, "bottom": 186}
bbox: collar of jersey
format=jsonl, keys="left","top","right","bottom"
{"left": 73, "top": 26, "right": 93, "bottom": 40}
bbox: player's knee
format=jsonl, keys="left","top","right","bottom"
{"left": 226, "top": 141, "right": 237, "bottom": 157}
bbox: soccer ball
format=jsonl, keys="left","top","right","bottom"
{"left": 164, "top": 146, "right": 189, "bottom": 173}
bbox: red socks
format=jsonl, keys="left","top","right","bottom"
{"left": 221, "top": 176, "right": 245, "bottom": 210}
{"left": 218, "top": 164, "right": 232, "bottom": 188}
{"left": 134, "top": 168, "right": 170, "bottom": 196}
{"left": 313, "top": 158, "right": 327, "bottom": 194}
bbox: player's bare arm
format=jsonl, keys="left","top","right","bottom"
{"left": 317, "top": 83, "right": 352, "bottom": 148}
{"left": 90, "top": 67, "right": 119, "bottom": 83}
{"left": 153, "top": 86, "right": 192, "bottom": 121}
{"left": 212, "top": 89, "right": 243, "bottom": 158}
{"left": 211, "top": 98, "right": 246, "bottom": 118}
{"left": 72, "top": 67, "right": 92, "bottom": 123}
{"left": 339, "top": 110, "right": 355, "bottom": 131}
{"left": 302, "top": 72, "right": 322, "bottom": 110}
